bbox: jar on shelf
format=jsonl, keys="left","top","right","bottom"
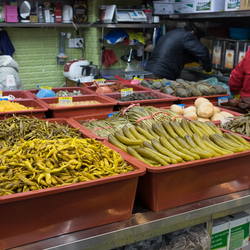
{"left": 143, "top": 9, "right": 152, "bottom": 23}
{"left": 38, "top": 5, "right": 44, "bottom": 23}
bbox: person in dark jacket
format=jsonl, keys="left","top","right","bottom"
{"left": 145, "top": 24, "right": 212, "bottom": 80}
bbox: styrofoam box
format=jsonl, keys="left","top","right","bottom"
{"left": 153, "top": 2, "right": 174, "bottom": 14}
{"left": 158, "top": 0, "right": 175, "bottom": 3}
{"left": 195, "top": 0, "right": 225, "bottom": 12}
{"left": 175, "top": 0, "right": 195, "bottom": 2}
{"left": 224, "top": 0, "right": 240, "bottom": 11}
{"left": 211, "top": 217, "right": 230, "bottom": 250}
{"left": 174, "top": 3, "right": 195, "bottom": 13}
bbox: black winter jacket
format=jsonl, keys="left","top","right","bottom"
{"left": 145, "top": 28, "right": 212, "bottom": 80}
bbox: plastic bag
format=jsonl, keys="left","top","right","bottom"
{"left": 164, "top": 224, "right": 211, "bottom": 250}
{"left": 36, "top": 85, "right": 55, "bottom": 98}
{"left": 203, "top": 77, "right": 230, "bottom": 94}
{"left": 114, "top": 235, "right": 164, "bottom": 250}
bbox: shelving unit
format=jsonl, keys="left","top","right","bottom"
{"left": 163, "top": 10, "right": 250, "bottom": 20}
{"left": 11, "top": 189, "right": 250, "bottom": 250}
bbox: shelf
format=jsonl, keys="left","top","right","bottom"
{"left": 0, "top": 22, "right": 91, "bottom": 28}
{"left": 11, "top": 189, "right": 250, "bottom": 250}
{"left": 91, "top": 23, "right": 160, "bottom": 28}
{"left": 0, "top": 22, "right": 159, "bottom": 29}
{"left": 164, "top": 10, "right": 250, "bottom": 20}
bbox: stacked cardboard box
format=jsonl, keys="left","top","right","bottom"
{"left": 212, "top": 212, "right": 250, "bottom": 250}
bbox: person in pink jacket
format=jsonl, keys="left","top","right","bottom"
{"left": 229, "top": 49, "right": 250, "bottom": 98}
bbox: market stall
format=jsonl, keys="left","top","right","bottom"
{"left": 0, "top": 80, "right": 250, "bottom": 250}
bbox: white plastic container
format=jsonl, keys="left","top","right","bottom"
{"left": 224, "top": 0, "right": 240, "bottom": 11}
{"left": 153, "top": 2, "right": 174, "bottom": 14}
{"left": 195, "top": 0, "right": 225, "bottom": 12}
{"left": 174, "top": 2, "right": 195, "bottom": 13}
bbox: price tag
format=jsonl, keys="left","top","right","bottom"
{"left": 153, "top": 79, "right": 163, "bottom": 82}
{"left": 108, "top": 112, "right": 118, "bottom": 117}
{"left": 121, "top": 88, "right": 133, "bottom": 97}
{"left": 0, "top": 98, "right": 9, "bottom": 101}
{"left": 40, "top": 86, "right": 52, "bottom": 90}
{"left": 165, "top": 82, "right": 170, "bottom": 86}
{"left": 58, "top": 97, "right": 72, "bottom": 104}
{"left": 133, "top": 77, "right": 143, "bottom": 82}
{"left": 218, "top": 96, "right": 229, "bottom": 106}
{"left": 93, "top": 79, "right": 105, "bottom": 86}
{"left": 177, "top": 104, "right": 185, "bottom": 109}
{"left": 0, "top": 91, "right": 2, "bottom": 97}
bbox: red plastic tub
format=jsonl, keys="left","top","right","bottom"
{"left": 0, "top": 99, "right": 48, "bottom": 120}
{"left": 0, "top": 140, "right": 146, "bottom": 249}
{"left": 39, "top": 94, "right": 117, "bottom": 118}
{"left": 137, "top": 150, "right": 250, "bottom": 212}
{"left": 105, "top": 91, "right": 178, "bottom": 109}
{"left": 86, "top": 83, "right": 150, "bottom": 94}
{"left": 26, "top": 87, "right": 94, "bottom": 99}
{"left": 105, "top": 140, "right": 250, "bottom": 212}
{"left": 175, "top": 94, "right": 229, "bottom": 106}
{"left": 69, "top": 112, "right": 119, "bottom": 141}
{"left": 0, "top": 90, "right": 35, "bottom": 100}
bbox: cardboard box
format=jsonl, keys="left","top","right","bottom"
{"left": 195, "top": 0, "right": 225, "bottom": 12}
{"left": 240, "top": 0, "right": 250, "bottom": 10}
{"left": 211, "top": 212, "right": 250, "bottom": 250}
{"left": 153, "top": 2, "right": 174, "bottom": 14}
{"left": 174, "top": 2, "right": 195, "bottom": 13}
{"left": 226, "top": 212, "right": 250, "bottom": 250}
{"left": 225, "top": 0, "right": 240, "bottom": 11}
{"left": 212, "top": 217, "right": 230, "bottom": 250}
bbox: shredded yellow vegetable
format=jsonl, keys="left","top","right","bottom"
{"left": 0, "top": 100, "right": 34, "bottom": 112}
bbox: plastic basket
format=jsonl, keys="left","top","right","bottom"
{"left": 105, "top": 91, "right": 178, "bottom": 109}
{"left": 26, "top": 87, "right": 94, "bottom": 99}
{"left": 1, "top": 90, "right": 35, "bottom": 100}
{"left": 0, "top": 138, "right": 146, "bottom": 249}
{"left": 39, "top": 94, "right": 117, "bottom": 118}
{"left": 0, "top": 99, "right": 48, "bottom": 120}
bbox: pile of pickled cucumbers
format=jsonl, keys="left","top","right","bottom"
{"left": 108, "top": 118, "right": 250, "bottom": 167}
{"left": 0, "top": 138, "right": 134, "bottom": 196}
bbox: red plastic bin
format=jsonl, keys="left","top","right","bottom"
{"left": 0, "top": 139, "right": 146, "bottom": 249}
{"left": 0, "top": 99, "right": 48, "bottom": 120}
{"left": 86, "top": 83, "right": 150, "bottom": 94}
{"left": 69, "top": 111, "right": 119, "bottom": 141}
{"left": 26, "top": 87, "right": 94, "bottom": 99}
{"left": 39, "top": 94, "right": 117, "bottom": 118}
{"left": 105, "top": 91, "right": 178, "bottom": 109}
{"left": 1, "top": 90, "right": 35, "bottom": 100}
{"left": 175, "top": 94, "right": 229, "bottom": 106}
{"left": 105, "top": 140, "right": 250, "bottom": 212}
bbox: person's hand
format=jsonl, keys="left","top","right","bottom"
{"left": 202, "top": 69, "right": 213, "bottom": 74}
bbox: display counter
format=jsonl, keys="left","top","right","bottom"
{"left": 11, "top": 189, "right": 250, "bottom": 250}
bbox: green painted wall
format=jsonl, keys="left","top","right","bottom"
{"left": 5, "top": 0, "right": 142, "bottom": 90}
